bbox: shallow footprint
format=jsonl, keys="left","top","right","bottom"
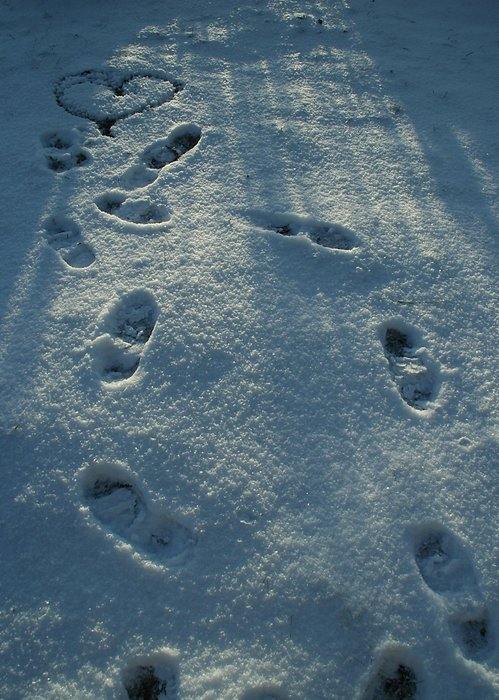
{"left": 42, "top": 215, "right": 95, "bottom": 268}
{"left": 413, "top": 524, "right": 477, "bottom": 595}
{"left": 41, "top": 128, "right": 90, "bottom": 172}
{"left": 90, "top": 289, "right": 159, "bottom": 383}
{"left": 381, "top": 321, "right": 439, "bottom": 411}
{"left": 362, "top": 651, "right": 420, "bottom": 700}
{"left": 122, "top": 651, "right": 179, "bottom": 699}
{"left": 248, "top": 210, "right": 358, "bottom": 251}
{"left": 96, "top": 190, "right": 171, "bottom": 227}
{"left": 80, "top": 462, "right": 195, "bottom": 564}
{"left": 121, "top": 123, "right": 202, "bottom": 189}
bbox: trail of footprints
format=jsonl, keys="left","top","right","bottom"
{"left": 39, "top": 66, "right": 491, "bottom": 698}
{"left": 361, "top": 525, "right": 493, "bottom": 700}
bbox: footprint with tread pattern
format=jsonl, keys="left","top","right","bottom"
{"left": 246, "top": 209, "right": 360, "bottom": 251}
{"left": 121, "top": 122, "right": 202, "bottom": 190}
{"left": 80, "top": 462, "right": 196, "bottom": 565}
{"left": 42, "top": 215, "right": 95, "bottom": 268}
{"left": 380, "top": 320, "right": 440, "bottom": 412}
{"left": 89, "top": 289, "right": 159, "bottom": 383}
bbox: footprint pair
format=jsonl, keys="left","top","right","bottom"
{"left": 248, "top": 213, "right": 440, "bottom": 412}
{"left": 40, "top": 122, "right": 202, "bottom": 267}
{"left": 96, "top": 122, "right": 202, "bottom": 227}
{"left": 414, "top": 524, "right": 492, "bottom": 661}
{"left": 121, "top": 651, "right": 286, "bottom": 700}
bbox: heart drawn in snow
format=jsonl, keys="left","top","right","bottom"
{"left": 54, "top": 69, "right": 183, "bottom": 135}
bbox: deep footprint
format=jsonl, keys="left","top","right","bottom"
{"left": 41, "top": 129, "right": 90, "bottom": 172}
{"left": 413, "top": 525, "right": 477, "bottom": 595}
{"left": 96, "top": 191, "right": 171, "bottom": 226}
{"left": 81, "top": 462, "right": 195, "bottom": 564}
{"left": 42, "top": 215, "right": 95, "bottom": 268}
{"left": 450, "top": 610, "right": 492, "bottom": 660}
{"left": 90, "top": 289, "right": 159, "bottom": 383}
{"left": 54, "top": 69, "right": 183, "bottom": 136}
{"left": 249, "top": 211, "right": 358, "bottom": 250}
{"left": 363, "top": 655, "right": 420, "bottom": 700}
{"left": 122, "top": 653, "right": 179, "bottom": 700}
{"left": 381, "top": 322, "right": 439, "bottom": 411}
{"left": 122, "top": 123, "right": 202, "bottom": 189}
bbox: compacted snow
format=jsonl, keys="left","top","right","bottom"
{"left": 0, "top": 0, "right": 497, "bottom": 698}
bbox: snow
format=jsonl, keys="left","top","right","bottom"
{"left": 0, "top": 0, "right": 497, "bottom": 698}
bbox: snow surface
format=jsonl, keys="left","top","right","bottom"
{"left": 0, "top": 0, "right": 497, "bottom": 698}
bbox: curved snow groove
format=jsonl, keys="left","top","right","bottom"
{"left": 89, "top": 289, "right": 159, "bottom": 383}
{"left": 246, "top": 209, "right": 359, "bottom": 251}
{"left": 80, "top": 462, "right": 196, "bottom": 566}
{"left": 380, "top": 320, "right": 440, "bottom": 411}
{"left": 54, "top": 69, "right": 183, "bottom": 135}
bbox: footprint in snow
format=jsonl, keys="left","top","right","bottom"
{"left": 414, "top": 524, "right": 477, "bottom": 595}
{"left": 80, "top": 462, "right": 195, "bottom": 565}
{"left": 89, "top": 289, "right": 158, "bottom": 383}
{"left": 121, "top": 651, "right": 179, "bottom": 699}
{"left": 247, "top": 210, "right": 359, "bottom": 251}
{"left": 380, "top": 321, "right": 440, "bottom": 411}
{"left": 121, "top": 122, "right": 202, "bottom": 190}
{"left": 54, "top": 69, "right": 183, "bottom": 136}
{"left": 41, "top": 128, "right": 90, "bottom": 173}
{"left": 362, "top": 650, "right": 420, "bottom": 700}
{"left": 449, "top": 608, "right": 493, "bottom": 661}
{"left": 412, "top": 524, "right": 493, "bottom": 661}
{"left": 42, "top": 215, "right": 95, "bottom": 268}
{"left": 96, "top": 191, "right": 171, "bottom": 228}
